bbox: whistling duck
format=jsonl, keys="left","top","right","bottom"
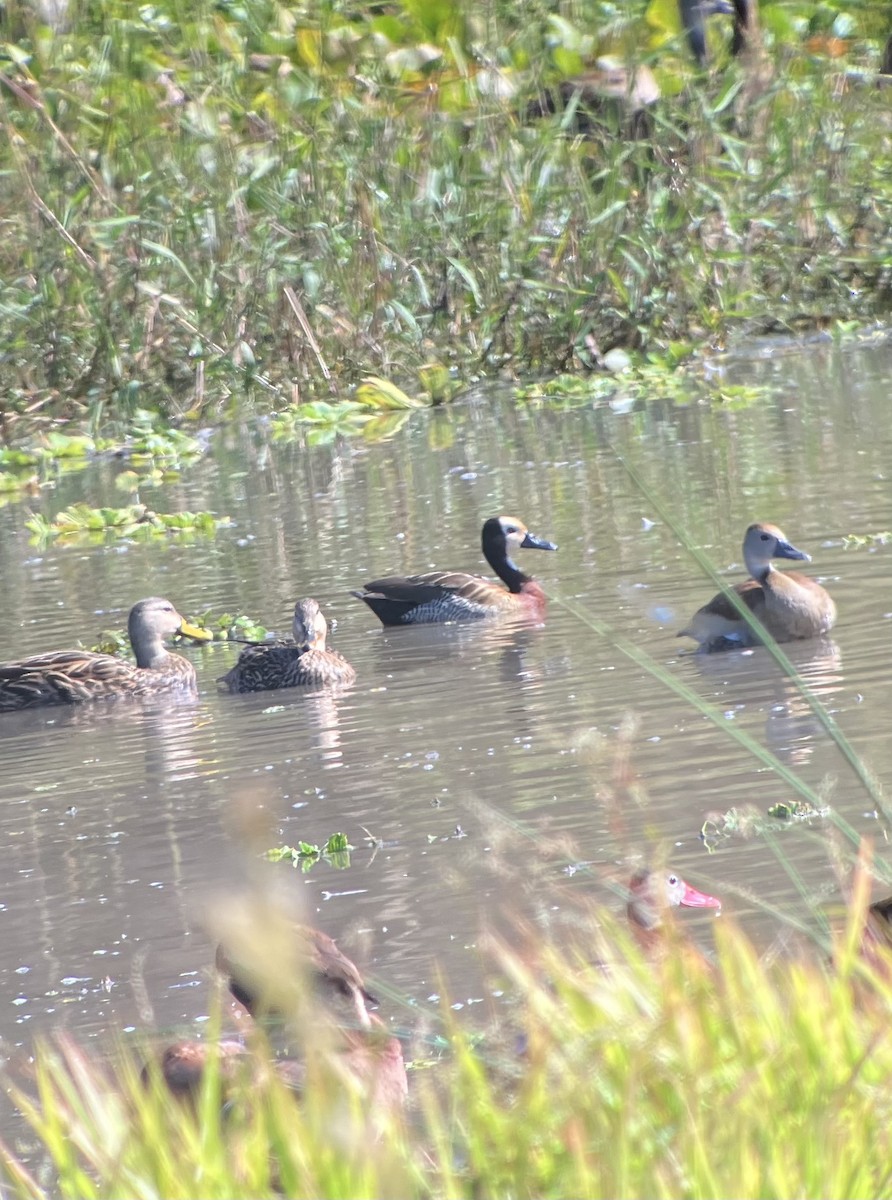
{"left": 219, "top": 598, "right": 355, "bottom": 693}
{"left": 627, "top": 868, "right": 722, "bottom": 951}
{"left": 216, "top": 924, "right": 377, "bottom": 1028}
{"left": 678, "top": 522, "right": 836, "bottom": 652}
{"left": 147, "top": 1019, "right": 408, "bottom": 1114}
{"left": 0, "top": 597, "right": 211, "bottom": 711}
{"left": 142, "top": 1039, "right": 250, "bottom": 1101}
{"left": 352, "top": 515, "right": 558, "bottom": 625}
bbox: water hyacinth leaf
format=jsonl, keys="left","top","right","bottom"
{"left": 25, "top": 503, "right": 229, "bottom": 544}
{"left": 354, "top": 377, "right": 426, "bottom": 410}
{"left": 0, "top": 450, "right": 40, "bottom": 468}
{"left": 43, "top": 434, "right": 95, "bottom": 458}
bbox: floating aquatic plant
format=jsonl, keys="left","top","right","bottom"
{"left": 191, "top": 612, "right": 269, "bottom": 643}
{"left": 842, "top": 531, "right": 892, "bottom": 549}
{"left": 266, "top": 833, "right": 353, "bottom": 872}
{"left": 25, "top": 503, "right": 230, "bottom": 546}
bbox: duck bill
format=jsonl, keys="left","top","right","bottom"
{"left": 679, "top": 882, "right": 722, "bottom": 910}
{"left": 775, "top": 539, "right": 811, "bottom": 562}
{"left": 178, "top": 620, "right": 213, "bottom": 643}
{"left": 521, "top": 531, "right": 558, "bottom": 552}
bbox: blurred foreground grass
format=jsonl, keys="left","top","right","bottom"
{"left": 5, "top": 877, "right": 892, "bottom": 1200}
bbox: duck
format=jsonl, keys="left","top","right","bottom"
{"left": 352, "top": 515, "right": 558, "bottom": 626}
{"left": 218, "top": 598, "right": 355, "bottom": 693}
{"left": 0, "top": 597, "right": 211, "bottom": 711}
{"left": 146, "top": 1020, "right": 408, "bottom": 1115}
{"left": 627, "top": 868, "right": 722, "bottom": 952}
{"left": 142, "top": 1039, "right": 250, "bottom": 1101}
{"left": 678, "top": 522, "right": 836, "bottom": 652}
{"left": 853, "top": 891, "right": 892, "bottom": 982}
{"left": 216, "top": 923, "right": 377, "bottom": 1028}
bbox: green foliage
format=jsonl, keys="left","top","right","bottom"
{"left": 843, "top": 530, "right": 892, "bottom": 548}
{"left": 0, "top": 420, "right": 206, "bottom": 503}
{"left": 266, "top": 833, "right": 354, "bottom": 871}
{"left": 192, "top": 611, "right": 269, "bottom": 642}
{"left": 701, "top": 797, "right": 829, "bottom": 848}
{"left": 0, "top": 0, "right": 891, "bottom": 427}
{"left": 25, "top": 503, "right": 230, "bottom": 545}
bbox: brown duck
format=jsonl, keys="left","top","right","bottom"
{"left": 0, "top": 596, "right": 210, "bottom": 711}
{"left": 147, "top": 1019, "right": 408, "bottom": 1115}
{"left": 219, "top": 598, "right": 355, "bottom": 693}
{"left": 678, "top": 522, "right": 836, "bottom": 652}
{"left": 216, "top": 923, "right": 377, "bottom": 1028}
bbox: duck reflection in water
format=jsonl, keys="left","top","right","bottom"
{"left": 686, "top": 636, "right": 843, "bottom": 767}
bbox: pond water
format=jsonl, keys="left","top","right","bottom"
{"left": 0, "top": 338, "right": 891, "bottom": 1119}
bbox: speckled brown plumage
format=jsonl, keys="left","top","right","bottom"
{"left": 0, "top": 597, "right": 210, "bottom": 711}
{"left": 218, "top": 598, "right": 355, "bottom": 693}
{"left": 216, "top": 923, "right": 377, "bottom": 1027}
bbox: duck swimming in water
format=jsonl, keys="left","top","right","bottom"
{"left": 216, "top": 922, "right": 377, "bottom": 1028}
{"left": 626, "top": 868, "right": 722, "bottom": 953}
{"left": 219, "top": 598, "right": 355, "bottom": 693}
{"left": 352, "top": 515, "right": 558, "bottom": 625}
{"left": 0, "top": 597, "right": 210, "bottom": 711}
{"left": 678, "top": 522, "right": 836, "bottom": 652}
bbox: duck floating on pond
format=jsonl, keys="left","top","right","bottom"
{"left": 216, "top": 922, "right": 377, "bottom": 1028}
{"left": 678, "top": 523, "right": 836, "bottom": 652}
{"left": 352, "top": 515, "right": 557, "bottom": 625}
{"left": 0, "top": 597, "right": 210, "bottom": 711}
{"left": 627, "top": 868, "right": 722, "bottom": 952}
{"left": 146, "top": 1019, "right": 408, "bottom": 1116}
{"left": 219, "top": 598, "right": 355, "bottom": 693}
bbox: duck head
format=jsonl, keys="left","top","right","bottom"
{"left": 628, "top": 868, "right": 722, "bottom": 933}
{"left": 483, "top": 515, "right": 558, "bottom": 558}
{"left": 742, "top": 523, "right": 810, "bottom": 579}
{"left": 128, "top": 597, "right": 210, "bottom": 668}
{"left": 291, "top": 598, "right": 328, "bottom": 651}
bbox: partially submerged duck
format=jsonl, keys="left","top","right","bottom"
{"left": 352, "top": 515, "right": 558, "bottom": 625}
{"left": 0, "top": 597, "right": 210, "bottom": 711}
{"left": 627, "top": 868, "right": 722, "bottom": 952}
{"left": 147, "top": 1021, "right": 407, "bottom": 1115}
{"left": 142, "top": 1039, "right": 250, "bottom": 1101}
{"left": 678, "top": 522, "right": 836, "bottom": 652}
{"left": 218, "top": 598, "right": 355, "bottom": 693}
{"left": 216, "top": 923, "right": 377, "bottom": 1028}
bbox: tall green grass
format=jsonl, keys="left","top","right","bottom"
{"left": 5, "top": 892, "right": 892, "bottom": 1199}
{"left": 1, "top": 0, "right": 891, "bottom": 424}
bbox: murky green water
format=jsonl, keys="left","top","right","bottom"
{"left": 0, "top": 339, "right": 890, "bottom": 1110}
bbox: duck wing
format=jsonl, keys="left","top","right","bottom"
{"left": 698, "top": 577, "right": 765, "bottom": 622}
{"left": 0, "top": 650, "right": 139, "bottom": 710}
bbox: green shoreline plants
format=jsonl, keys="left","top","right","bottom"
{"left": 1, "top": 0, "right": 892, "bottom": 427}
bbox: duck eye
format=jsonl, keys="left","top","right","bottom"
{"left": 668, "top": 875, "right": 678, "bottom": 886}
{"left": 760, "top": 533, "right": 770, "bottom": 542}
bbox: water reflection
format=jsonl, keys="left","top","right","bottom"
{"left": 684, "top": 637, "right": 845, "bottom": 765}
{"left": 0, "top": 343, "right": 891, "bottom": 1136}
